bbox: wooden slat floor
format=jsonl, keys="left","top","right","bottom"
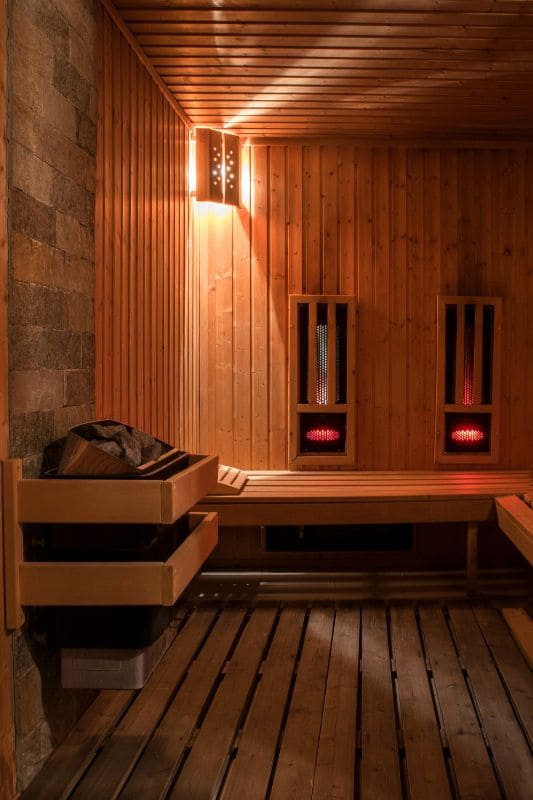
{"left": 23, "top": 602, "right": 533, "bottom": 800}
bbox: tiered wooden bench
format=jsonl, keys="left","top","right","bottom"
{"left": 196, "top": 469, "right": 533, "bottom": 593}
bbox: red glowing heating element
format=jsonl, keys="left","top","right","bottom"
{"left": 305, "top": 426, "right": 341, "bottom": 443}
{"left": 451, "top": 426, "right": 485, "bottom": 444}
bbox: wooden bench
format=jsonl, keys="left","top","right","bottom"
{"left": 196, "top": 469, "right": 533, "bottom": 593}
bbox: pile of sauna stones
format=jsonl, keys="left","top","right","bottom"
{"left": 79, "top": 422, "right": 164, "bottom": 466}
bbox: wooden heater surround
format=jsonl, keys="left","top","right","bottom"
{"left": 289, "top": 295, "right": 356, "bottom": 468}
{"left": 1, "top": 455, "right": 218, "bottom": 631}
{"left": 436, "top": 296, "right": 502, "bottom": 465}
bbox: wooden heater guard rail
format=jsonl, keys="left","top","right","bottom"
{"left": 1, "top": 455, "right": 219, "bottom": 630}
{"left": 196, "top": 469, "right": 533, "bottom": 593}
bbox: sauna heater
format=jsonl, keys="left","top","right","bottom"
{"left": 36, "top": 421, "right": 191, "bottom": 651}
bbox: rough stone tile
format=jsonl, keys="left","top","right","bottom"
{"left": 10, "top": 58, "right": 45, "bottom": 117}
{"left": 12, "top": 5, "right": 54, "bottom": 82}
{"left": 11, "top": 97, "right": 70, "bottom": 175}
{"left": 88, "top": 84, "right": 97, "bottom": 124}
{"left": 10, "top": 326, "right": 82, "bottom": 371}
{"left": 76, "top": 110, "right": 96, "bottom": 157}
{"left": 66, "top": 291, "right": 94, "bottom": 333}
{"left": 11, "top": 143, "right": 55, "bottom": 207}
{"left": 41, "top": 85, "right": 77, "bottom": 141}
{"left": 54, "top": 0, "right": 96, "bottom": 41}
{"left": 79, "top": 224, "right": 95, "bottom": 262}
{"left": 16, "top": 725, "right": 43, "bottom": 791}
{"left": 10, "top": 282, "right": 66, "bottom": 329}
{"left": 69, "top": 28, "right": 96, "bottom": 84}
{"left": 51, "top": 254, "right": 94, "bottom": 295}
{"left": 53, "top": 55, "right": 92, "bottom": 114}
{"left": 81, "top": 332, "right": 95, "bottom": 369}
{"left": 64, "top": 369, "right": 95, "bottom": 406}
{"left": 53, "top": 403, "right": 95, "bottom": 438}
{"left": 15, "top": 666, "right": 43, "bottom": 738}
{"left": 11, "top": 0, "right": 54, "bottom": 65}
{"left": 11, "top": 187, "right": 56, "bottom": 247}
{"left": 52, "top": 171, "right": 92, "bottom": 226}
{"left": 10, "top": 369, "right": 64, "bottom": 414}
{"left": 9, "top": 410, "right": 55, "bottom": 459}
{"left": 66, "top": 140, "right": 96, "bottom": 192}
{"left": 11, "top": 232, "right": 54, "bottom": 286}
{"left": 28, "top": 0, "right": 70, "bottom": 57}
{"left": 13, "top": 631, "right": 36, "bottom": 679}
{"left": 22, "top": 453, "right": 44, "bottom": 479}
{"left": 55, "top": 210, "right": 83, "bottom": 256}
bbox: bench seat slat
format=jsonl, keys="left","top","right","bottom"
{"left": 196, "top": 470, "right": 533, "bottom": 529}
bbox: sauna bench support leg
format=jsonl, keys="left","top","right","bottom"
{"left": 467, "top": 521, "right": 478, "bottom": 596}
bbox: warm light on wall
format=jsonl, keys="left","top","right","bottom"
{"left": 195, "top": 128, "right": 240, "bottom": 206}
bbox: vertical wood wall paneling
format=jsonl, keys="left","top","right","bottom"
{"left": 251, "top": 146, "right": 269, "bottom": 468}
{"left": 195, "top": 143, "right": 533, "bottom": 471}
{"left": 269, "top": 146, "right": 287, "bottom": 467}
{"left": 406, "top": 149, "right": 426, "bottom": 468}
{"left": 214, "top": 200, "right": 234, "bottom": 459}
{"left": 0, "top": 0, "right": 16, "bottom": 793}
{"left": 287, "top": 144, "right": 303, "bottom": 295}
{"left": 322, "top": 148, "right": 339, "bottom": 294}
{"left": 355, "top": 147, "right": 374, "bottom": 469}
{"left": 303, "top": 146, "right": 322, "bottom": 295}
{"left": 372, "top": 148, "right": 391, "bottom": 468}
{"left": 96, "top": 7, "right": 194, "bottom": 449}
{"left": 389, "top": 148, "right": 408, "bottom": 468}
{"left": 338, "top": 145, "right": 356, "bottom": 297}
{"left": 232, "top": 145, "right": 252, "bottom": 467}
{"left": 439, "top": 150, "right": 459, "bottom": 295}
{"left": 423, "top": 151, "right": 442, "bottom": 467}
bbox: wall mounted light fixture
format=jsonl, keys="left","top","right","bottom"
{"left": 195, "top": 128, "right": 240, "bottom": 206}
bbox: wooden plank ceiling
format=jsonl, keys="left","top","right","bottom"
{"left": 112, "top": 0, "right": 533, "bottom": 140}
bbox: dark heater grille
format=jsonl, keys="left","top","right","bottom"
{"left": 300, "top": 413, "right": 346, "bottom": 454}
{"left": 444, "top": 412, "right": 491, "bottom": 454}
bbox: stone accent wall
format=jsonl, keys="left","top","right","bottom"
{"left": 8, "top": 0, "right": 98, "bottom": 789}
{"left": 9, "top": 0, "right": 96, "bottom": 478}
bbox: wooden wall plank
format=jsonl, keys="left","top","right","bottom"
{"left": 287, "top": 144, "right": 303, "bottom": 294}
{"left": 322, "top": 148, "right": 339, "bottom": 293}
{"left": 406, "top": 150, "right": 425, "bottom": 468}
{"left": 338, "top": 145, "right": 356, "bottom": 296}
{"left": 96, "top": 7, "right": 195, "bottom": 450}
{"left": 372, "top": 148, "right": 391, "bottom": 468}
{"left": 233, "top": 145, "right": 252, "bottom": 467}
{"left": 303, "top": 146, "right": 322, "bottom": 294}
{"left": 269, "top": 146, "right": 287, "bottom": 467}
{"left": 389, "top": 148, "right": 408, "bottom": 468}
{"left": 355, "top": 147, "right": 374, "bottom": 470}
{"left": 251, "top": 146, "right": 269, "bottom": 468}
